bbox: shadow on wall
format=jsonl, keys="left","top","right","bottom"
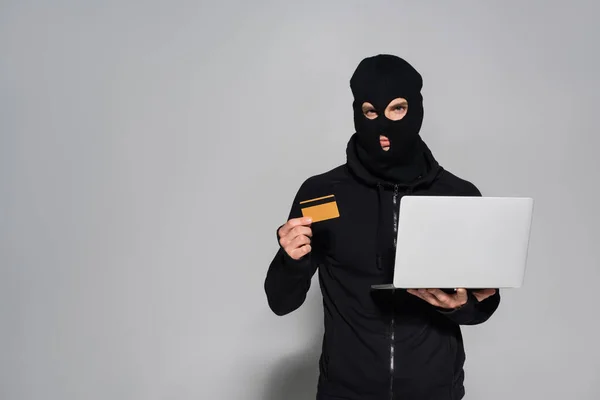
{"left": 264, "top": 290, "right": 324, "bottom": 400}
{"left": 264, "top": 334, "right": 322, "bottom": 400}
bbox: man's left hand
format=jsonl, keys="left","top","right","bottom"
{"left": 407, "top": 288, "right": 496, "bottom": 309}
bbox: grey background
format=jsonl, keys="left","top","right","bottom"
{"left": 1, "top": 1, "right": 598, "bottom": 399}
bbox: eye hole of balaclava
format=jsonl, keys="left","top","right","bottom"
{"left": 361, "top": 98, "right": 408, "bottom": 121}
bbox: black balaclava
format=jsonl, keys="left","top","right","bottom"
{"left": 348, "top": 54, "right": 427, "bottom": 184}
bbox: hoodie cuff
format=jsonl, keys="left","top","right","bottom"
{"left": 436, "top": 291, "right": 477, "bottom": 315}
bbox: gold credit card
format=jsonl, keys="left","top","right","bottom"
{"left": 299, "top": 194, "right": 340, "bottom": 223}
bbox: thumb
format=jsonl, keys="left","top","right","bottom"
{"left": 455, "top": 288, "right": 468, "bottom": 303}
{"left": 473, "top": 288, "right": 496, "bottom": 302}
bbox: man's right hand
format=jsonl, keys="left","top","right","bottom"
{"left": 278, "top": 217, "right": 313, "bottom": 260}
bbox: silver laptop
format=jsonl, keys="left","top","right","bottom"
{"left": 372, "top": 196, "right": 534, "bottom": 290}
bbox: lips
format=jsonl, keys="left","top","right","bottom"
{"left": 380, "top": 135, "right": 390, "bottom": 148}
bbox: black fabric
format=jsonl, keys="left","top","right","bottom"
{"left": 346, "top": 55, "right": 448, "bottom": 323}
{"left": 346, "top": 132, "right": 442, "bottom": 189}
{"left": 264, "top": 163, "right": 501, "bottom": 400}
{"left": 350, "top": 54, "right": 427, "bottom": 184}
{"left": 346, "top": 124, "right": 444, "bottom": 282}
{"left": 264, "top": 54, "right": 501, "bottom": 400}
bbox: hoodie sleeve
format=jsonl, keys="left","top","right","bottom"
{"left": 436, "top": 180, "right": 501, "bottom": 325}
{"left": 264, "top": 180, "right": 319, "bottom": 316}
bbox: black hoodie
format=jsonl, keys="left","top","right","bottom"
{"left": 264, "top": 55, "right": 500, "bottom": 400}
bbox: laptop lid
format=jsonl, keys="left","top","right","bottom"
{"left": 391, "top": 196, "right": 534, "bottom": 289}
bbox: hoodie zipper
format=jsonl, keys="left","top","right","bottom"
{"left": 389, "top": 184, "right": 400, "bottom": 400}
{"left": 389, "top": 184, "right": 415, "bottom": 399}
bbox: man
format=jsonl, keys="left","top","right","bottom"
{"left": 264, "top": 54, "right": 500, "bottom": 400}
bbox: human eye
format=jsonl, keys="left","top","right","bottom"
{"left": 363, "top": 108, "right": 378, "bottom": 119}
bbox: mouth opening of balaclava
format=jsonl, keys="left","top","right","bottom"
{"left": 349, "top": 54, "right": 427, "bottom": 184}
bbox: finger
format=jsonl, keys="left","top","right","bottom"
{"left": 427, "top": 289, "right": 464, "bottom": 309}
{"left": 278, "top": 221, "right": 293, "bottom": 238}
{"left": 289, "top": 244, "right": 312, "bottom": 260}
{"left": 290, "top": 225, "right": 313, "bottom": 239}
{"left": 281, "top": 226, "right": 312, "bottom": 247}
{"left": 289, "top": 234, "right": 311, "bottom": 249}
{"left": 417, "top": 289, "right": 442, "bottom": 307}
{"left": 427, "top": 289, "right": 453, "bottom": 304}
{"left": 455, "top": 288, "right": 468, "bottom": 304}
{"left": 279, "top": 217, "right": 312, "bottom": 237}
{"left": 427, "top": 289, "right": 469, "bottom": 308}
{"left": 279, "top": 225, "right": 312, "bottom": 247}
